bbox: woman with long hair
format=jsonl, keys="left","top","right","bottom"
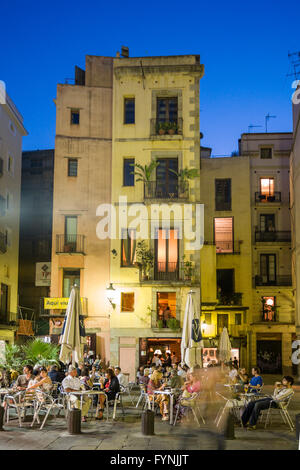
{"left": 96, "top": 368, "right": 120, "bottom": 420}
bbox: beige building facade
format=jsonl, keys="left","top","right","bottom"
{"left": 0, "top": 93, "right": 27, "bottom": 343}
{"left": 49, "top": 56, "right": 113, "bottom": 359}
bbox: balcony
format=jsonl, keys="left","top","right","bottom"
{"left": 216, "top": 240, "right": 241, "bottom": 254}
{"left": 254, "top": 275, "right": 292, "bottom": 287}
{"left": 150, "top": 118, "right": 183, "bottom": 137}
{"left": 151, "top": 317, "right": 181, "bottom": 331}
{"left": 140, "top": 262, "right": 195, "bottom": 283}
{"left": 217, "top": 292, "right": 243, "bottom": 306}
{"left": 144, "top": 181, "right": 189, "bottom": 200}
{"left": 0, "top": 311, "right": 18, "bottom": 327}
{"left": 255, "top": 192, "right": 281, "bottom": 203}
{"left": 0, "top": 231, "right": 7, "bottom": 254}
{"left": 255, "top": 231, "right": 291, "bottom": 243}
{"left": 56, "top": 235, "right": 85, "bottom": 254}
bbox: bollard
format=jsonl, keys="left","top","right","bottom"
{"left": 67, "top": 408, "right": 81, "bottom": 435}
{"left": 295, "top": 413, "right": 300, "bottom": 443}
{"left": 141, "top": 409, "right": 154, "bottom": 436}
{"left": 224, "top": 411, "right": 235, "bottom": 440}
{"left": 0, "top": 406, "right": 4, "bottom": 431}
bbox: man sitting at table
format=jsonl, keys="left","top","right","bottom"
{"left": 242, "top": 376, "right": 294, "bottom": 429}
{"left": 248, "top": 367, "right": 263, "bottom": 393}
{"left": 62, "top": 365, "right": 91, "bottom": 422}
{"left": 15, "top": 365, "right": 34, "bottom": 391}
{"left": 115, "top": 367, "right": 127, "bottom": 389}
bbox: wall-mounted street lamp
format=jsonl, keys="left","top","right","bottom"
{"left": 106, "top": 283, "right": 116, "bottom": 310}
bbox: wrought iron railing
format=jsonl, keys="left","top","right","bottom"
{"left": 0, "top": 231, "right": 7, "bottom": 253}
{"left": 255, "top": 192, "right": 281, "bottom": 203}
{"left": 140, "top": 261, "right": 195, "bottom": 282}
{"left": 254, "top": 275, "right": 292, "bottom": 287}
{"left": 144, "top": 181, "right": 189, "bottom": 200}
{"left": 255, "top": 231, "right": 291, "bottom": 242}
{"left": 215, "top": 240, "right": 241, "bottom": 254}
{"left": 56, "top": 234, "right": 85, "bottom": 254}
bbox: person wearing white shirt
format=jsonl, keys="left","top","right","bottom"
{"left": 115, "top": 367, "right": 127, "bottom": 389}
{"left": 62, "top": 365, "right": 91, "bottom": 422}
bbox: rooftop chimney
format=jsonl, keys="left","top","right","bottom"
{"left": 121, "top": 46, "right": 129, "bottom": 58}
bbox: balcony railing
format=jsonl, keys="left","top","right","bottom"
{"left": 140, "top": 261, "right": 195, "bottom": 282}
{"left": 56, "top": 234, "right": 85, "bottom": 254}
{"left": 216, "top": 240, "right": 241, "bottom": 254}
{"left": 217, "top": 292, "right": 243, "bottom": 306}
{"left": 255, "top": 192, "right": 281, "bottom": 203}
{"left": 150, "top": 118, "right": 183, "bottom": 137}
{"left": 144, "top": 181, "right": 189, "bottom": 200}
{"left": 0, "top": 231, "right": 7, "bottom": 254}
{"left": 151, "top": 317, "right": 181, "bottom": 330}
{"left": 0, "top": 311, "right": 17, "bottom": 326}
{"left": 254, "top": 275, "right": 292, "bottom": 287}
{"left": 255, "top": 231, "right": 291, "bottom": 242}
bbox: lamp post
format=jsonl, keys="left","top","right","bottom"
{"left": 106, "top": 283, "right": 116, "bottom": 310}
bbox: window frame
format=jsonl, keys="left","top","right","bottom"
{"left": 70, "top": 109, "right": 80, "bottom": 125}
{"left": 121, "top": 292, "right": 135, "bottom": 312}
{"left": 215, "top": 178, "right": 232, "bottom": 211}
{"left": 68, "top": 159, "right": 78, "bottom": 177}
{"left": 260, "top": 147, "right": 273, "bottom": 159}
{"left": 124, "top": 98, "right": 135, "bottom": 125}
{"left": 121, "top": 228, "right": 137, "bottom": 267}
{"left": 123, "top": 158, "right": 135, "bottom": 186}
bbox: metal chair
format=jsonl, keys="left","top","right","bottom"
{"left": 173, "top": 392, "right": 206, "bottom": 427}
{"left": 261, "top": 394, "right": 295, "bottom": 431}
{"left": 31, "top": 390, "right": 64, "bottom": 430}
{"left": 4, "top": 390, "right": 38, "bottom": 427}
{"left": 110, "top": 391, "right": 125, "bottom": 420}
{"left": 136, "top": 385, "right": 148, "bottom": 408}
{"left": 120, "top": 382, "right": 135, "bottom": 406}
{"left": 214, "top": 392, "right": 244, "bottom": 427}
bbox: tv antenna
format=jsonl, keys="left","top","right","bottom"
{"left": 248, "top": 124, "right": 262, "bottom": 133}
{"left": 287, "top": 51, "right": 300, "bottom": 80}
{"left": 265, "top": 113, "right": 276, "bottom": 132}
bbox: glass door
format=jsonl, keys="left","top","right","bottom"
{"left": 155, "top": 228, "right": 179, "bottom": 280}
{"left": 156, "top": 158, "right": 178, "bottom": 198}
{"left": 63, "top": 270, "right": 80, "bottom": 297}
{"left": 65, "top": 216, "right": 77, "bottom": 252}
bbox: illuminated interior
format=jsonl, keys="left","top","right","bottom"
{"left": 214, "top": 218, "right": 233, "bottom": 253}
{"left": 260, "top": 178, "right": 274, "bottom": 196}
{"left": 157, "top": 292, "right": 176, "bottom": 320}
{"left": 156, "top": 229, "right": 178, "bottom": 272}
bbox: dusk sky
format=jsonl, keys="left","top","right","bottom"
{"left": 1, "top": 1, "right": 299, "bottom": 156}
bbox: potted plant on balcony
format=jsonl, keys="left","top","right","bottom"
{"left": 130, "top": 160, "right": 160, "bottom": 196}
{"left": 169, "top": 167, "right": 199, "bottom": 195}
{"left": 156, "top": 122, "right": 166, "bottom": 135}
{"left": 135, "top": 240, "right": 154, "bottom": 281}
{"left": 166, "top": 121, "right": 177, "bottom": 135}
{"left": 182, "top": 255, "right": 193, "bottom": 281}
{"left": 157, "top": 319, "right": 164, "bottom": 329}
{"left": 166, "top": 317, "right": 181, "bottom": 331}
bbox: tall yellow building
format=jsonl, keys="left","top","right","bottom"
{"left": 0, "top": 92, "right": 27, "bottom": 343}
{"left": 109, "top": 55, "right": 204, "bottom": 379}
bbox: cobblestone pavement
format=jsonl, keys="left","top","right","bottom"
{"left": 0, "top": 379, "right": 299, "bottom": 451}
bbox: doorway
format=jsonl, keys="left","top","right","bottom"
{"left": 257, "top": 340, "right": 282, "bottom": 374}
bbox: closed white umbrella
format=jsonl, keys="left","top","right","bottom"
{"left": 181, "top": 290, "right": 203, "bottom": 368}
{"left": 219, "top": 327, "right": 232, "bottom": 363}
{"left": 59, "top": 285, "right": 86, "bottom": 365}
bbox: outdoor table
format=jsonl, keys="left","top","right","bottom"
{"left": 0, "top": 388, "right": 11, "bottom": 405}
{"left": 153, "top": 389, "right": 181, "bottom": 425}
{"left": 66, "top": 390, "right": 109, "bottom": 421}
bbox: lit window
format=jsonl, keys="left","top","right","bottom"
{"left": 214, "top": 218, "right": 233, "bottom": 253}
{"left": 260, "top": 178, "right": 274, "bottom": 197}
{"left": 121, "top": 229, "right": 136, "bottom": 267}
{"left": 262, "top": 296, "right": 276, "bottom": 321}
{"left": 121, "top": 293, "right": 134, "bottom": 312}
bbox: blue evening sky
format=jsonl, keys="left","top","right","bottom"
{"left": 1, "top": 0, "right": 299, "bottom": 156}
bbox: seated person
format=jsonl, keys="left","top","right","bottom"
{"left": 48, "top": 365, "right": 63, "bottom": 383}
{"left": 228, "top": 365, "right": 239, "bottom": 384}
{"left": 62, "top": 365, "right": 91, "bottom": 422}
{"left": 175, "top": 372, "right": 201, "bottom": 422}
{"left": 136, "top": 366, "right": 144, "bottom": 384}
{"left": 114, "top": 367, "right": 127, "bottom": 389}
{"left": 89, "top": 365, "right": 100, "bottom": 383}
{"left": 97, "top": 368, "right": 120, "bottom": 420}
{"left": 242, "top": 376, "right": 294, "bottom": 429}
{"left": 80, "top": 367, "right": 93, "bottom": 390}
{"left": 147, "top": 369, "right": 169, "bottom": 421}
{"left": 177, "top": 364, "right": 187, "bottom": 379}
{"left": 27, "top": 367, "right": 53, "bottom": 393}
{"left": 169, "top": 369, "right": 184, "bottom": 389}
{"left": 248, "top": 367, "right": 263, "bottom": 393}
{"left": 14, "top": 365, "right": 34, "bottom": 391}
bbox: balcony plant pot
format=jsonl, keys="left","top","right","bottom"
{"left": 267, "top": 196, "right": 275, "bottom": 202}
{"left": 158, "top": 129, "right": 166, "bottom": 135}
{"left": 259, "top": 195, "right": 266, "bottom": 201}
{"left": 64, "top": 244, "right": 71, "bottom": 253}
{"left": 168, "top": 128, "right": 175, "bottom": 135}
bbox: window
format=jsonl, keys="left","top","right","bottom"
{"left": 204, "top": 313, "right": 212, "bottom": 325}
{"left": 123, "top": 158, "right": 135, "bottom": 186}
{"left": 215, "top": 179, "right": 231, "bottom": 211}
{"left": 63, "top": 270, "right": 80, "bottom": 297}
{"left": 121, "top": 229, "right": 136, "bottom": 267}
{"left": 0, "top": 283, "right": 9, "bottom": 316}
{"left": 260, "top": 214, "right": 275, "bottom": 232}
{"left": 157, "top": 98, "right": 178, "bottom": 123}
{"left": 121, "top": 293, "right": 134, "bottom": 312}
{"left": 65, "top": 216, "right": 77, "bottom": 251}
{"left": 71, "top": 109, "right": 80, "bottom": 125}
{"left": 260, "top": 148, "right": 272, "bottom": 159}
{"left": 235, "top": 313, "right": 242, "bottom": 325}
{"left": 214, "top": 217, "right": 233, "bottom": 253}
{"left": 262, "top": 296, "right": 276, "bottom": 321}
{"left": 157, "top": 292, "right": 176, "bottom": 326}
{"left": 6, "top": 193, "right": 10, "bottom": 211}
{"left": 155, "top": 228, "right": 179, "bottom": 279}
{"left": 7, "top": 155, "right": 13, "bottom": 173}
{"left": 217, "top": 269, "right": 234, "bottom": 297}
{"left": 124, "top": 98, "right": 135, "bottom": 124}
{"left": 68, "top": 159, "right": 78, "bottom": 177}
{"left": 0, "top": 158, "right": 3, "bottom": 176}
{"left": 156, "top": 158, "right": 178, "bottom": 197}
{"left": 260, "top": 254, "right": 276, "bottom": 285}
{"left": 0, "top": 195, "right": 5, "bottom": 216}
{"left": 260, "top": 178, "right": 274, "bottom": 197}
